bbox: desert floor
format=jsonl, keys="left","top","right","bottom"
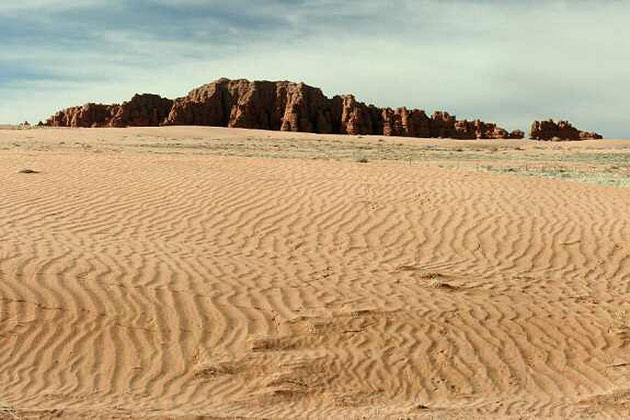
{"left": 1, "top": 126, "right": 630, "bottom": 419}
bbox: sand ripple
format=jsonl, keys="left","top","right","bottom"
{"left": 1, "top": 140, "right": 630, "bottom": 418}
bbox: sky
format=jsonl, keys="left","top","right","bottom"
{"left": 1, "top": 0, "right": 629, "bottom": 136}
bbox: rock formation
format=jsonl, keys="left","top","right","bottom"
{"left": 110, "top": 94, "right": 173, "bottom": 128}
{"left": 163, "top": 79, "right": 337, "bottom": 133}
{"left": 44, "top": 94, "right": 173, "bottom": 128}
{"left": 530, "top": 120, "right": 602, "bottom": 141}
{"left": 508, "top": 130, "right": 526, "bottom": 139}
{"left": 44, "top": 78, "right": 526, "bottom": 139}
{"left": 334, "top": 95, "right": 382, "bottom": 136}
{"left": 45, "top": 103, "right": 114, "bottom": 128}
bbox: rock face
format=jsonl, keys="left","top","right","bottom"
{"left": 380, "top": 108, "right": 431, "bottom": 137}
{"left": 530, "top": 120, "right": 602, "bottom": 141}
{"left": 163, "top": 79, "right": 337, "bottom": 133}
{"left": 508, "top": 130, "right": 526, "bottom": 139}
{"left": 110, "top": 94, "right": 173, "bottom": 128}
{"left": 44, "top": 94, "right": 173, "bottom": 128}
{"left": 332, "top": 95, "right": 382, "bottom": 135}
{"left": 45, "top": 78, "right": 527, "bottom": 139}
{"left": 45, "top": 103, "right": 114, "bottom": 128}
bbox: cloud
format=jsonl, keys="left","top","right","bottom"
{"left": 1, "top": 0, "right": 629, "bottom": 136}
{"left": 0, "top": 0, "right": 104, "bottom": 12}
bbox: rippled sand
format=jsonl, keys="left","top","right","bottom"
{"left": 1, "top": 127, "right": 630, "bottom": 419}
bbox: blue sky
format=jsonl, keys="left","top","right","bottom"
{"left": 1, "top": 0, "right": 629, "bottom": 136}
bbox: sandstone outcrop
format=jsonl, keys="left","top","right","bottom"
{"left": 508, "top": 130, "right": 525, "bottom": 139}
{"left": 334, "top": 95, "right": 382, "bottom": 135}
{"left": 454, "top": 120, "right": 510, "bottom": 140}
{"left": 530, "top": 120, "right": 602, "bottom": 141}
{"left": 44, "top": 78, "right": 527, "bottom": 139}
{"left": 163, "top": 79, "right": 337, "bottom": 133}
{"left": 45, "top": 103, "right": 115, "bottom": 128}
{"left": 44, "top": 94, "right": 172, "bottom": 128}
{"left": 110, "top": 94, "right": 173, "bottom": 128}
{"left": 380, "top": 108, "right": 431, "bottom": 137}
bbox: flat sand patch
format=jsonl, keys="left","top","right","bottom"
{"left": 1, "top": 127, "right": 630, "bottom": 418}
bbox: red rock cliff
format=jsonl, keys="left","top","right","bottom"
{"left": 44, "top": 94, "right": 172, "bottom": 128}
{"left": 163, "top": 79, "right": 337, "bottom": 133}
{"left": 530, "top": 120, "right": 602, "bottom": 141}
{"left": 110, "top": 94, "right": 173, "bottom": 128}
{"left": 45, "top": 78, "right": 526, "bottom": 139}
{"left": 45, "top": 103, "right": 115, "bottom": 128}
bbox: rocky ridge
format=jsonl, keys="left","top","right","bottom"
{"left": 530, "top": 120, "right": 602, "bottom": 141}
{"left": 42, "top": 78, "right": 598, "bottom": 140}
{"left": 44, "top": 94, "right": 173, "bottom": 128}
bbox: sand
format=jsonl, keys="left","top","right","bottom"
{"left": 1, "top": 127, "right": 630, "bottom": 419}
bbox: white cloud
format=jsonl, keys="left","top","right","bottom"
{"left": 0, "top": 0, "right": 105, "bottom": 12}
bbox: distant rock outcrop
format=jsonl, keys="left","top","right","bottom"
{"left": 335, "top": 95, "right": 382, "bottom": 135}
{"left": 44, "top": 94, "right": 173, "bottom": 128}
{"left": 508, "top": 130, "right": 526, "bottom": 139}
{"left": 110, "top": 94, "right": 173, "bottom": 128}
{"left": 530, "top": 120, "right": 602, "bottom": 141}
{"left": 44, "top": 78, "right": 526, "bottom": 139}
{"left": 45, "top": 103, "right": 114, "bottom": 128}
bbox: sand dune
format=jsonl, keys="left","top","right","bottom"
{"left": 1, "top": 127, "right": 630, "bottom": 418}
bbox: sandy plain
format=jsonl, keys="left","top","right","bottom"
{"left": 1, "top": 126, "right": 630, "bottom": 419}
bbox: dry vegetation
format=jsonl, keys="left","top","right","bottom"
{"left": 3, "top": 126, "right": 629, "bottom": 187}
